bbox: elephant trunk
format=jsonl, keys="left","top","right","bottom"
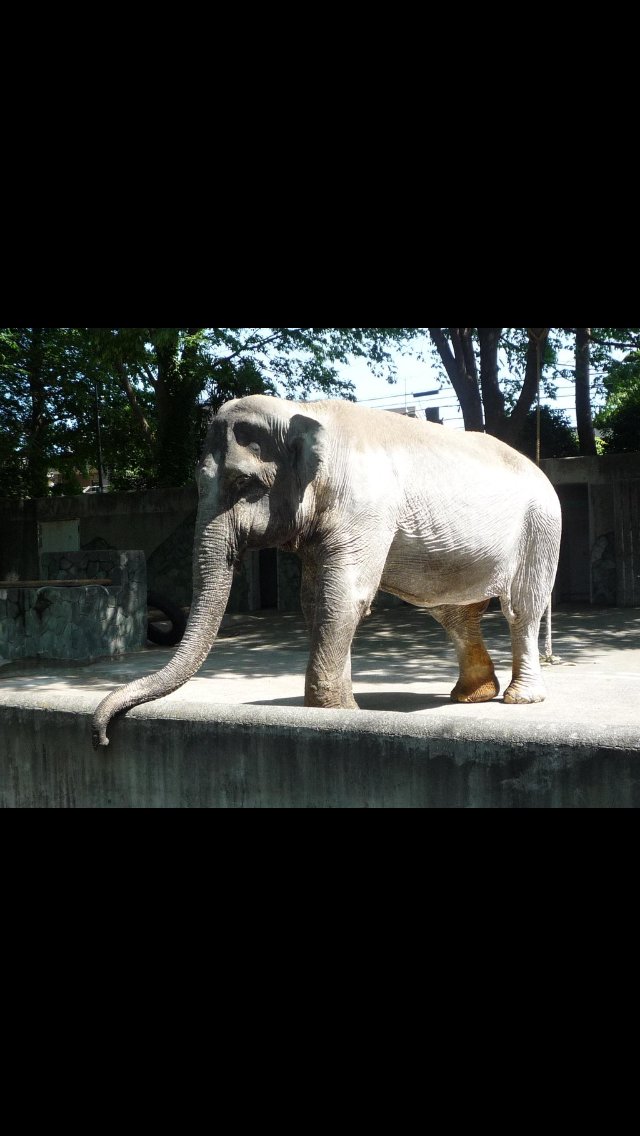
{"left": 92, "top": 524, "right": 235, "bottom": 748}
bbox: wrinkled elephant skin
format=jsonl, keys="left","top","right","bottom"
{"left": 92, "top": 395, "right": 561, "bottom": 746}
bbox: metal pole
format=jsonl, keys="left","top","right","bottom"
{"left": 95, "top": 380, "right": 104, "bottom": 492}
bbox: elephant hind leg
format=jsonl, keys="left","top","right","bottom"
{"left": 499, "top": 600, "right": 547, "bottom": 704}
{"left": 429, "top": 602, "right": 500, "bottom": 704}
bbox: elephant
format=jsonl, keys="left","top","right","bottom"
{"left": 92, "top": 394, "right": 562, "bottom": 747}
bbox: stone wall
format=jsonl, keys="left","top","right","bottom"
{"left": 0, "top": 487, "right": 261, "bottom": 614}
{"left": 541, "top": 452, "right": 640, "bottom": 606}
{"left": 0, "top": 550, "right": 146, "bottom": 662}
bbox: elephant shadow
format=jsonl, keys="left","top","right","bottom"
{"left": 249, "top": 691, "right": 453, "bottom": 713}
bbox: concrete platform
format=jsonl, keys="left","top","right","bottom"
{"left": 1, "top": 605, "right": 639, "bottom": 807}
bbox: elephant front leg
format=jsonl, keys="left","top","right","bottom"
{"left": 301, "top": 553, "right": 383, "bottom": 710}
{"left": 429, "top": 602, "right": 500, "bottom": 704}
{"left": 305, "top": 622, "right": 360, "bottom": 709}
{"left": 301, "top": 530, "right": 393, "bottom": 710}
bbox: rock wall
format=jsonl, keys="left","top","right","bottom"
{"left": 0, "top": 551, "right": 146, "bottom": 662}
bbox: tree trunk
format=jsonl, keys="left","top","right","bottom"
{"left": 26, "top": 327, "right": 49, "bottom": 498}
{"left": 477, "top": 328, "right": 505, "bottom": 437}
{"left": 575, "top": 327, "right": 597, "bottom": 455}
{"left": 503, "top": 328, "right": 550, "bottom": 450}
{"left": 154, "top": 329, "right": 203, "bottom": 487}
{"left": 428, "top": 327, "right": 484, "bottom": 431}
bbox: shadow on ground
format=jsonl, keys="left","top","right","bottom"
{"left": 249, "top": 692, "right": 455, "bottom": 712}
{"left": 1, "top": 605, "right": 638, "bottom": 698}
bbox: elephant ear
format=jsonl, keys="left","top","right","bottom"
{"left": 286, "top": 413, "right": 324, "bottom": 496}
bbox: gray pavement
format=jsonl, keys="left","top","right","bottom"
{"left": 1, "top": 605, "right": 639, "bottom": 752}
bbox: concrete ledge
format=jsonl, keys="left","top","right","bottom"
{"left": 0, "top": 690, "right": 638, "bottom": 809}
{"left": 1, "top": 606, "right": 638, "bottom": 807}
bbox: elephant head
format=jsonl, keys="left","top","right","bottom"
{"left": 92, "top": 395, "right": 323, "bottom": 747}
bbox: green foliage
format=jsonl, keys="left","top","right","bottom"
{"left": 3, "top": 326, "right": 638, "bottom": 497}
{"left": 501, "top": 327, "right": 564, "bottom": 401}
{"left": 0, "top": 327, "right": 420, "bottom": 496}
{"left": 594, "top": 351, "right": 640, "bottom": 453}
{"left": 0, "top": 327, "right": 97, "bottom": 498}
{"left": 202, "top": 328, "right": 419, "bottom": 406}
{"left": 516, "top": 406, "right": 580, "bottom": 462}
{"left": 425, "top": 328, "right": 640, "bottom": 451}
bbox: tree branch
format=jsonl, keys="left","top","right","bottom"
{"left": 587, "top": 333, "right": 640, "bottom": 351}
{"left": 142, "top": 362, "right": 158, "bottom": 389}
{"left": 575, "top": 327, "right": 596, "bottom": 455}
{"left": 449, "top": 327, "right": 467, "bottom": 378}
{"left": 428, "top": 327, "right": 459, "bottom": 387}
{"left": 210, "top": 328, "right": 310, "bottom": 369}
{"left": 460, "top": 328, "right": 479, "bottom": 383}
{"left": 114, "top": 360, "right": 156, "bottom": 442}
{"left": 477, "top": 328, "right": 505, "bottom": 436}
{"left": 504, "top": 328, "right": 549, "bottom": 446}
{"left": 428, "top": 328, "right": 484, "bottom": 431}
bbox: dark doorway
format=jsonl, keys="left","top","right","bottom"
{"left": 555, "top": 485, "right": 590, "bottom": 603}
{"left": 259, "top": 548, "right": 278, "bottom": 608}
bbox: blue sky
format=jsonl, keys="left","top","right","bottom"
{"left": 337, "top": 338, "right": 590, "bottom": 431}
{"left": 337, "top": 346, "right": 460, "bottom": 424}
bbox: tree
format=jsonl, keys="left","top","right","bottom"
{"left": 4, "top": 326, "right": 638, "bottom": 498}
{"left": 87, "top": 328, "right": 207, "bottom": 489}
{"left": 427, "top": 328, "right": 485, "bottom": 431}
{"left": 0, "top": 327, "right": 95, "bottom": 498}
{"left": 425, "top": 328, "right": 640, "bottom": 455}
{"left": 0, "top": 327, "right": 419, "bottom": 495}
{"left": 574, "top": 328, "right": 597, "bottom": 455}
{"left": 594, "top": 351, "right": 640, "bottom": 453}
{"left": 518, "top": 406, "right": 579, "bottom": 462}
{"left": 86, "top": 327, "right": 422, "bottom": 488}
{"left": 426, "top": 327, "right": 552, "bottom": 446}
{"left": 568, "top": 328, "right": 640, "bottom": 455}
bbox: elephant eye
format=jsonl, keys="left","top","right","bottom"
{"left": 232, "top": 473, "right": 266, "bottom": 500}
{"left": 233, "top": 423, "right": 262, "bottom": 458}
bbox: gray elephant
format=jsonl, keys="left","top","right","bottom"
{"left": 92, "top": 394, "right": 562, "bottom": 747}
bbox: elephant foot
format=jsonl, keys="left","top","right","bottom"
{"left": 450, "top": 669, "right": 500, "bottom": 704}
{"left": 305, "top": 681, "right": 359, "bottom": 710}
{"left": 449, "top": 639, "right": 500, "bottom": 704}
{"left": 503, "top": 680, "right": 546, "bottom": 704}
{"left": 305, "top": 695, "right": 359, "bottom": 710}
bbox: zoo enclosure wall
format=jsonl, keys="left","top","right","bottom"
{"left": 1, "top": 454, "right": 639, "bottom": 611}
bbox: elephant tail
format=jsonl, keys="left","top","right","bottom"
{"left": 541, "top": 598, "right": 562, "bottom": 664}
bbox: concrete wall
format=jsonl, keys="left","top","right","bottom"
{"left": 1, "top": 697, "right": 638, "bottom": 808}
{"left": 2, "top": 451, "right": 639, "bottom": 612}
{"left": 0, "top": 488, "right": 196, "bottom": 586}
{"left": 541, "top": 453, "right": 640, "bottom": 606}
{"left": 0, "top": 551, "right": 146, "bottom": 662}
{"left": 0, "top": 486, "right": 302, "bottom": 615}
{"left": 0, "top": 487, "right": 259, "bottom": 613}
{"left": 0, "top": 498, "right": 39, "bottom": 583}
